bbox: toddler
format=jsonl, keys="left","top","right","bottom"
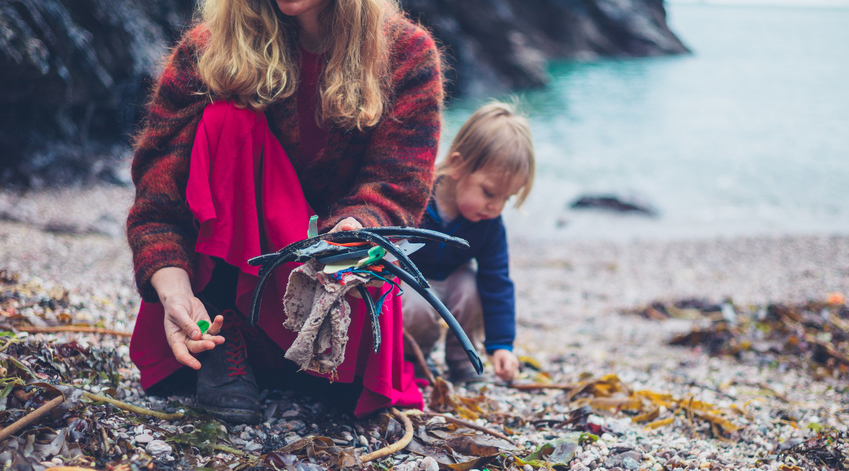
{"left": 404, "top": 101, "right": 535, "bottom": 383}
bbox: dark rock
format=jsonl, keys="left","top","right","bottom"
{"left": 0, "top": 0, "right": 194, "bottom": 186}
{"left": 674, "top": 298, "right": 723, "bottom": 313}
{"left": 570, "top": 194, "right": 659, "bottom": 216}
{"left": 3, "top": 0, "right": 688, "bottom": 185}
{"left": 401, "top": 0, "right": 690, "bottom": 97}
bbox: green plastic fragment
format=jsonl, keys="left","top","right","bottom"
{"left": 196, "top": 319, "right": 210, "bottom": 335}
{"left": 308, "top": 215, "right": 319, "bottom": 238}
{"left": 357, "top": 245, "right": 386, "bottom": 267}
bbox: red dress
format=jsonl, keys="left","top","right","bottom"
{"left": 130, "top": 50, "right": 424, "bottom": 417}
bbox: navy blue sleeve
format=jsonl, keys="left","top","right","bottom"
{"left": 475, "top": 217, "right": 516, "bottom": 353}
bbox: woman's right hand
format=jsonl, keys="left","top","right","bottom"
{"left": 151, "top": 267, "right": 225, "bottom": 370}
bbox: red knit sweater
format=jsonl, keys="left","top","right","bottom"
{"left": 127, "top": 14, "right": 443, "bottom": 302}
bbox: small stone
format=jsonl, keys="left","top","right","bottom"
{"left": 146, "top": 439, "right": 172, "bottom": 456}
{"left": 135, "top": 433, "right": 154, "bottom": 444}
{"left": 622, "top": 457, "right": 639, "bottom": 470}
{"left": 279, "top": 420, "right": 307, "bottom": 433}
{"left": 420, "top": 456, "right": 439, "bottom": 471}
{"left": 244, "top": 441, "right": 263, "bottom": 453}
{"left": 697, "top": 451, "right": 715, "bottom": 461}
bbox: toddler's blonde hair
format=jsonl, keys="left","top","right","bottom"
{"left": 197, "top": 0, "right": 396, "bottom": 131}
{"left": 437, "top": 101, "right": 535, "bottom": 207}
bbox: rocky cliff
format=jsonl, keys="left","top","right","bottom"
{"left": 401, "top": 0, "right": 689, "bottom": 96}
{"left": 0, "top": 0, "right": 688, "bottom": 186}
{"left": 0, "top": 0, "right": 194, "bottom": 185}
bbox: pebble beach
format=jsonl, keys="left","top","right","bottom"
{"left": 1, "top": 184, "right": 848, "bottom": 470}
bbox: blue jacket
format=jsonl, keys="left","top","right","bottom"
{"left": 409, "top": 198, "right": 515, "bottom": 353}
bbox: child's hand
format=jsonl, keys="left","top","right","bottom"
{"left": 490, "top": 349, "right": 520, "bottom": 382}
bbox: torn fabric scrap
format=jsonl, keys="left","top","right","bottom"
{"left": 282, "top": 259, "right": 370, "bottom": 377}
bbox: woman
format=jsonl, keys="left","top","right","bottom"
{"left": 127, "top": 0, "right": 443, "bottom": 424}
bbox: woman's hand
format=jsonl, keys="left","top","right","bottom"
{"left": 328, "top": 217, "right": 387, "bottom": 297}
{"left": 490, "top": 349, "right": 520, "bottom": 382}
{"left": 151, "top": 267, "right": 225, "bottom": 370}
{"left": 329, "top": 217, "right": 363, "bottom": 233}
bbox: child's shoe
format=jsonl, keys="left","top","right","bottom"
{"left": 447, "top": 358, "right": 485, "bottom": 384}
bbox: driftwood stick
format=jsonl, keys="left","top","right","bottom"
{"left": 402, "top": 329, "right": 436, "bottom": 385}
{"left": 423, "top": 411, "right": 514, "bottom": 443}
{"left": 211, "top": 444, "right": 245, "bottom": 455}
{"left": 509, "top": 382, "right": 578, "bottom": 391}
{"left": 0, "top": 395, "right": 64, "bottom": 442}
{"left": 82, "top": 391, "right": 184, "bottom": 420}
{"left": 361, "top": 407, "right": 414, "bottom": 463}
{"left": 15, "top": 325, "right": 132, "bottom": 337}
{"left": 0, "top": 337, "right": 21, "bottom": 353}
{"left": 684, "top": 381, "right": 738, "bottom": 401}
{"left": 805, "top": 334, "right": 849, "bottom": 365}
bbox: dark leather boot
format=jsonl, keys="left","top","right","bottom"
{"left": 447, "top": 358, "right": 485, "bottom": 384}
{"left": 196, "top": 313, "right": 262, "bottom": 424}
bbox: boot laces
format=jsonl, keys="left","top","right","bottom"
{"left": 223, "top": 314, "right": 248, "bottom": 377}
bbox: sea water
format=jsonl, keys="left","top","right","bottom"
{"left": 442, "top": 2, "right": 849, "bottom": 241}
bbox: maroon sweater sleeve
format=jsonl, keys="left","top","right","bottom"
{"left": 322, "top": 16, "right": 443, "bottom": 231}
{"left": 127, "top": 27, "right": 210, "bottom": 302}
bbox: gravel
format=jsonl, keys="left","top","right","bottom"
{"left": 2, "top": 184, "right": 848, "bottom": 470}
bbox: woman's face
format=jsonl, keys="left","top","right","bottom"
{"left": 273, "top": 0, "right": 331, "bottom": 18}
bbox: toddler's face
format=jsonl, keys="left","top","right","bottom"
{"left": 453, "top": 167, "right": 525, "bottom": 222}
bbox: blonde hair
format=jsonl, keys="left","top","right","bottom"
{"left": 197, "top": 0, "right": 396, "bottom": 130}
{"left": 438, "top": 101, "right": 535, "bottom": 207}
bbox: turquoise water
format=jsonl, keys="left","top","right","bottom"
{"left": 442, "top": 3, "right": 849, "bottom": 241}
